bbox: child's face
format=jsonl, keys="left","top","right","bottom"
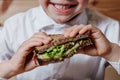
{"left": 39, "top": 0, "right": 88, "bottom": 23}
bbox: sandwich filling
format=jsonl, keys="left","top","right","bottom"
{"left": 36, "top": 38, "right": 93, "bottom": 63}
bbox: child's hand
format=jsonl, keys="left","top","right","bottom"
{"left": 63, "top": 24, "right": 112, "bottom": 57}
{"left": 0, "top": 32, "right": 52, "bottom": 79}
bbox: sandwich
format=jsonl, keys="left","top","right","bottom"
{"left": 33, "top": 34, "right": 93, "bottom": 65}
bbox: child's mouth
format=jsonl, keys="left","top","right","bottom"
{"left": 49, "top": 2, "right": 77, "bottom": 14}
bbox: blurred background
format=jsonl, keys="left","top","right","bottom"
{"left": 0, "top": 0, "right": 120, "bottom": 80}
{"left": 0, "top": 0, "right": 120, "bottom": 27}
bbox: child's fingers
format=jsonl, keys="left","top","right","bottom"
{"left": 63, "top": 25, "right": 78, "bottom": 37}
{"left": 33, "top": 36, "right": 52, "bottom": 42}
{"left": 79, "top": 24, "right": 97, "bottom": 34}
{"left": 14, "top": 32, "right": 52, "bottom": 62}
{"left": 28, "top": 37, "right": 50, "bottom": 45}
{"left": 33, "top": 32, "right": 48, "bottom": 37}
{"left": 70, "top": 24, "right": 85, "bottom": 37}
{"left": 32, "top": 32, "right": 52, "bottom": 40}
{"left": 24, "top": 59, "right": 39, "bottom": 71}
{"left": 15, "top": 41, "right": 42, "bottom": 59}
{"left": 16, "top": 35, "right": 52, "bottom": 60}
{"left": 11, "top": 42, "right": 42, "bottom": 67}
{"left": 32, "top": 51, "right": 39, "bottom": 66}
{"left": 10, "top": 32, "right": 52, "bottom": 74}
{"left": 77, "top": 46, "right": 98, "bottom": 56}
{"left": 31, "top": 32, "right": 52, "bottom": 44}
{"left": 79, "top": 24, "right": 104, "bottom": 39}
{"left": 11, "top": 40, "right": 41, "bottom": 67}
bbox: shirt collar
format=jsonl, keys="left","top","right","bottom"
{"left": 34, "top": 6, "right": 88, "bottom": 31}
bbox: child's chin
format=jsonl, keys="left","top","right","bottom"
{"left": 54, "top": 19, "right": 69, "bottom": 24}
{"left": 52, "top": 16, "right": 74, "bottom": 24}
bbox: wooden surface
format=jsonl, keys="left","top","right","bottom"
{"left": 0, "top": 0, "right": 38, "bottom": 25}
{"left": 105, "top": 66, "right": 120, "bottom": 80}
{"left": 88, "top": 0, "right": 120, "bottom": 21}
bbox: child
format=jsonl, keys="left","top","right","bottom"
{"left": 0, "top": 25, "right": 120, "bottom": 79}
{"left": 0, "top": 0, "right": 120, "bottom": 80}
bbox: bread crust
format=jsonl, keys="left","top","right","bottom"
{"left": 33, "top": 34, "right": 93, "bottom": 65}
{"left": 35, "top": 34, "right": 89, "bottom": 53}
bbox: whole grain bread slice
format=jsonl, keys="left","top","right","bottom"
{"left": 32, "top": 34, "right": 94, "bottom": 65}
{"left": 35, "top": 34, "right": 91, "bottom": 54}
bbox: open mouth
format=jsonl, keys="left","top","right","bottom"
{"left": 49, "top": 2, "right": 77, "bottom": 13}
{"left": 51, "top": 3, "right": 77, "bottom": 10}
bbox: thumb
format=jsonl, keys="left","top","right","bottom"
{"left": 24, "top": 59, "right": 39, "bottom": 71}
{"left": 78, "top": 46, "right": 98, "bottom": 56}
{"left": 24, "top": 52, "right": 39, "bottom": 72}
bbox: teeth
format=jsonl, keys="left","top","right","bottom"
{"left": 54, "top": 4, "right": 70, "bottom": 10}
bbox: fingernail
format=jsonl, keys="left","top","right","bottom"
{"left": 44, "top": 40, "right": 49, "bottom": 44}
{"left": 49, "top": 37, "right": 52, "bottom": 40}
{"left": 79, "top": 31, "right": 82, "bottom": 34}
{"left": 70, "top": 34, "right": 74, "bottom": 37}
{"left": 64, "top": 34, "right": 69, "bottom": 37}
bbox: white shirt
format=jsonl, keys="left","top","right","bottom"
{"left": 0, "top": 78, "right": 6, "bottom": 80}
{"left": 0, "top": 6, "right": 120, "bottom": 80}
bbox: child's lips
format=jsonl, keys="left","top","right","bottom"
{"left": 49, "top": 2, "right": 77, "bottom": 14}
